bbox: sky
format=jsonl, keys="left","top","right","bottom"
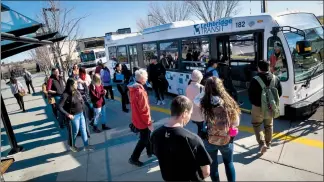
{"left": 2, "top": 1, "right": 323, "bottom": 63}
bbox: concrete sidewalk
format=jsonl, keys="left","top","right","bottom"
{"left": 1, "top": 75, "right": 323, "bottom": 181}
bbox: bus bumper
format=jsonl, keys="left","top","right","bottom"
{"left": 285, "top": 88, "right": 323, "bottom": 119}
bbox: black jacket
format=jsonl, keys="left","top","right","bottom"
{"left": 48, "top": 75, "right": 65, "bottom": 97}
{"left": 58, "top": 91, "right": 84, "bottom": 116}
{"left": 147, "top": 63, "right": 166, "bottom": 83}
{"left": 248, "top": 72, "right": 282, "bottom": 107}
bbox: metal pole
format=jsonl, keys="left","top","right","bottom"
{"left": 261, "top": 0, "right": 267, "bottom": 13}
{"left": 1, "top": 95, "right": 23, "bottom": 155}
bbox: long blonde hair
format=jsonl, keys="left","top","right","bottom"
{"left": 92, "top": 73, "right": 101, "bottom": 86}
{"left": 200, "top": 77, "right": 241, "bottom": 123}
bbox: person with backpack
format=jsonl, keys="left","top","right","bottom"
{"left": 195, "top": 76, "right": 241, "bottom": 182}
{"left": 23, "top": 68, "right": 35, "bottom": 94}
{"left": 186, "top": 70, "right": 205, "bottom": 138}
{"left": 89, "top": 74, "right": 111, "bottom": 133}
{"left": 151, "top": 96, "right": 212, "bottom": 181}
{"left": 248, "top": 60, "right": 282, "bottom": 154}
{"left": 58, "top": 78, "right": 94, "bottom": 152}
{"left": 201, "top": 59, "right": 219, "bottom": 86}
{"left": 100, "top": 65, "right": 114, "bottom": 100}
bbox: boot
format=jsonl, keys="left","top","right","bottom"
{"left": 102, "top": 124, "right": 111, "bottom": 130}
{"left": 93, "top": 126, "right": 101, "bottom": 133}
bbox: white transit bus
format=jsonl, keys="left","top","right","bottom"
{"left": 105, "top": 12, "right": 323, "bottom": 118}
{"left": 79, "top": 48, "right": 107, "bottom": 68}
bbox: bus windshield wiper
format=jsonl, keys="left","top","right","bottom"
{"left": 302, "top": 62, "right": 322, "bottom": 88}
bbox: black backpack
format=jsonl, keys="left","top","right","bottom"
{"left": 201, "top": 69, "right": 215, "bottom": 86}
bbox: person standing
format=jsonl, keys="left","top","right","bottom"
{"left": 201, "top": 59, "right": 219, "bottom": 85}
{"left": 128, "top": 69, "right": 153, "bottom": 167}
{"left": 196, "top": 76, "right": 241, "bottom": 182}
{"left": 248, "top": 60, "right": 282, "bottom": 154}
{"left": 10, "top": 77, "right": 26, "bottom": 112}
{"left": 89, "top": 74, "right": 111, "bottom": 133}
{"left": 186, "top": 70, "right": 205, "bottom": 138}
{"left": 113, "top": 63, "right": 129, "bottom": 113}
{"left": 58, "top": 78, "right": 94, "bottom": 152}
{"left": 151, "top": 96, "right": 212, "bottom": 181}
{"left": 47, "top": 68, "right": 65, "bottom": 128}
{"left": 23, "top": 68, "right": 35, "bottom": 94}
{"left": 147, "top": 56, "right": 167, "bottom": 105}
{"left": 100, "top": 64, "right": 114, "bottom": 100}
{"left": 95, "top": 60, "right": 103, "bottom": 74}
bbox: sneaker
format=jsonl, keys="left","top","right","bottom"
{"left": 123, "top": 108, "right": 129, "bottom": 113}
{"left": 84, "top": 145, "right": 95, "bottom": 151}
{"left": 89, "top": 121, "right": 94, "bottom": 127}
{"left": 128, "top": 158, "right": 144, "bottom": 167}
{"left": 266, "top": 143, "right": 272, "bottom": 149}
{"left": 260, "top": 145, "right": 267, "bottom": 154}
{"left": 157, "top": 101, "right": 162, "bottom": 105}
{"left": 70, "top": 146, "right": 80, "bottom": 153}
{"left": 93, "top": 126, "right": 101, "bottom": 133}
{"left": 161, "top": 100, "right": 166, "bottom": 105}
{"left": 238, "top": 101, "right": 244, "bottom": 106}
{"left": 102, "top": 124, "right": 111, "bottom": 130}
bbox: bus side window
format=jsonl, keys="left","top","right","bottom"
{"left": 267, "top": 37, "right": 288, "bottom": 81}
{"left": 117, "top": 46, "right": 128, "bottom": 64}
{"left": 159, "top": 41, "right": 179, "bottom": 70}
{"left": 143, "top": 43, "right": 157, "bottom": 67}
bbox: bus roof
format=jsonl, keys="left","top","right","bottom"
{"left": 105, "top": 14, "right": 276, "bottom": 47}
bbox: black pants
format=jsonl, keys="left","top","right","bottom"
{"left": 117, "top": 84, "right": 129, "bottom": 110}
{"left": 152, "top": 81, "right": 164, "bottom": 101}
{"left": 14, "top": 93, "right": 25, "bottom": 111}
{"left": 192, "top": 121, "right": 204, "bottom": 139}
{"left": 104, "top": 86, "right": 114, "bottom": 100}
{"left": 131, "top": 128, "right": 152, "bottom": 161}
{"left": 26, "top": 80, "right": 35, "bottom": 93}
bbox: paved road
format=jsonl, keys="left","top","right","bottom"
{"left": 1, "top": 74, "right": 323, "bottom": 181}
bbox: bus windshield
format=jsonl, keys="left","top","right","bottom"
{"left": 80, "top": 51, "right": 95, "bottom": 62}
{"left": 276, "top": 13, "right": 324, "bottom": 83}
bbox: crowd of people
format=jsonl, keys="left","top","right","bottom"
{"left": 8, "top": 56, "right": 282, "bottom": 181}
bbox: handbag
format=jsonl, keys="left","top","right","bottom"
{"left": 48, "top": 97, "right": 55, "bottom": 104}
{"left": 16, "top": 84, "right": 26, "bottom": 97}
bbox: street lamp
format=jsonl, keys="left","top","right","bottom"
{"left": 148, "top": 14, "right": 153, "bottom": 27}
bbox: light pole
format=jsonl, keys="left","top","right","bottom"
{"left": 261, "top": 0, "right": 267, "bottom": 13}
{"left": 148, "top": 14, "right": 153, "bottom": 27}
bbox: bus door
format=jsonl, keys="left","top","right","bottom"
{"left": 128, "top": 45, "right": 139, "bottom": 73}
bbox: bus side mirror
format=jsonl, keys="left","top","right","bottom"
{"left": 296, "top": 40, "right": 312, "bottom": 55}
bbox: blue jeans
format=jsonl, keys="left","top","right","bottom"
{"left": 71, "top": 112, "right": 88, "bottom": 146}
{"left": 54, "top": 96, "right": 64, "bottom": 127}
{"left": 203, "top": 141, "right": 236, "bottom": 182}
{"left": 93, "top": 106, "right": 107, "bottom": 126}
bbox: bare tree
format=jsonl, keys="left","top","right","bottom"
{"left": 186, "top": 0, "right": 240, "bottom": 22}
{"left": 136, "top": 1, "right": 191, "bottom": 31}
{"left": 29, "top": 46, "right": 52, "bottom": 76}
{"left": 36, "top": 0, "right": 87, "bottom": 80}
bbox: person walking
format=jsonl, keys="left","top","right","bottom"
{"left": 58, "top": 78, "right": 94, "bottom": 152}
{"left": 113, "top": 63, "right": 129, "bottom": 113}
{"left": 186, "top": 70, "right": 205, "bottom": 138}
{"left": 147, "top": 56, "right": 167, "bottom": 105}
{"left": 248, "top": 60, "right": 282, "bottom": 154}
{"left": 10, "top": 77, "right": 26, "bottom": 112}
{"left": 89, "top": 74, "right": 111, "bottom": 133}
{"left": 127, "top": 69, "right": 153, "bottom": 167}
{"left": 47, "top": 68, "right": 65, "bottom": 128}
{"left": 100, "top": 64, "right": 114, "bottom": 100}
{"left": 77, "top": 67, "right": 93, "bottom": 135}
{"left": 22, "top": 68, "right": 35, "bottom": 94}
{"left": 195, "top": 76, "right": 241, "bottom": 182}
{"left": 151, "top": 96, "right": 212, "bottom": 181}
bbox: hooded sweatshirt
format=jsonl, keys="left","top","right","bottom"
{"left": 128, "top": 82, "right": 152, "bottom": 129}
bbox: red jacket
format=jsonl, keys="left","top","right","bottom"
{"left": 95, "top": 66, "right": 102, "bottom": 74}
{"left": 128, "top": 82, "right": 152, "bottom": 129}
{"left": 89, "top": 84, "right": 105, "bottom": 108}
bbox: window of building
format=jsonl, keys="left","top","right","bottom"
{"left": 159, "top": 41, "right": 179, "bottom": 70}
{"left": 181, "top": 38, "right": 209, "bottom": 72}
{"left": 229, "top": 34, "right": 255, "bottom": 61}
{"left": 108, "top": 46, "right": 116, "bottom": 60}
{"left": 267, "top": 36, "right": 288, "bottom": 81}
{"left": 143, "top": 43, "right": 157, "bottom": 66}
{"left": 117, "top": 46, "right": 128, "bottom": 63}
